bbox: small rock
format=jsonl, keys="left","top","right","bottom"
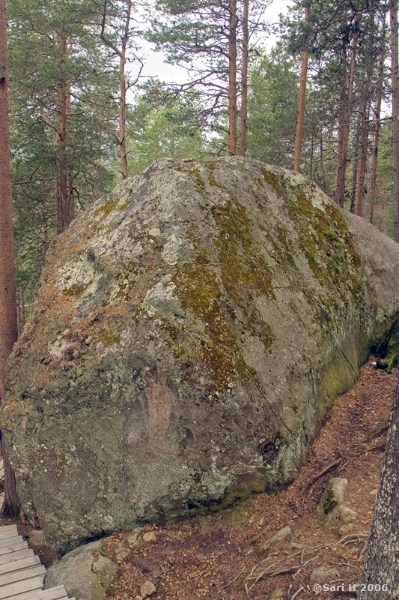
{"left": 28, "top": 529, "right": 44, "bottom": 546}
{"left": 310, "top": 566, "right": 340, "bottom": 583}
{"left": 143, "top": 532, "right": 157, "bottom": 543}
{"left": 339, "top": 522, "right": 355, "bottom": 536}
{"left": 127, "top": 529, "right": 143, "bottom": 545}
{"left": 140, "top": 580, "right": 156, "bottom": 598}
{"left": 269, "top": 588, "right": 285, "bottom": 600}
{"left": 257, "top": 526, "right": 292, "bottom": 554}
{"left": 115, "top": 542, "right": 129, "bottom": 561}
{"left": 44, "top": 540, "right": 117, "bottom": 600}
{"left": 317, "top": 478, "right": 357, "bottom": 533}
{"left": 369, "top": 489, "right": 378, "bottom": 496}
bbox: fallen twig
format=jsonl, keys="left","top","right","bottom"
{"left": 303, "top": 459, "right": 342, "bottom": 494}
{"left": 251, "top": 523, "right": 271, "bottom": 544}
{"left": 339, "top": 533, "right": 368, "bottom": 546}
{"left": 220, "top": 566, "right": 246, "bottom": 590}
{"left": 291, "top": 586, "right": 305, "bottom": 600}
{"left": 245, "top": 565, "right": 301, "bottom": 592}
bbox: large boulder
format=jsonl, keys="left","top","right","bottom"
{"left": 2, "top": 157, "right": 399, "bottom": 552}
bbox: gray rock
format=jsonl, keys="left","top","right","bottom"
{"left": 115, "top": 540, "right": 129, "bottom": 562}
{"left": 44, "top": 540, "right": 117, "bottom": 600}
{"left": 316, "top": 478, "right": 357, "bottom": 532}
{"left": 28, "top": 529, "right": 44, "bottom": 547}
{"left": 126, "top": 529, "right": 143, "bottom": 545}
{"left": 269, "top": 590, "right": 285, "bottom": 600}
{"left": 140, "top": 580, "right": 156, "bottom": 598}
{"left": 3, "top": 157, "right": 399, "bottom": 552}
{"left": 339, "top": 522, "right": 355, "bottom": 535}
{"left": 309, "top": 566, "right": 340, "bottom": 583}
{"left": 257, "top": 526, "right": 292, "bottom": 554}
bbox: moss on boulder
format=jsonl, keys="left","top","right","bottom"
{"left": 2, "top": 157, "right": 399, "bottom": 552}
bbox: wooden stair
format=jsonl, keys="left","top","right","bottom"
{"left": 0, "top": 462, "right": 73, "bottom": 599}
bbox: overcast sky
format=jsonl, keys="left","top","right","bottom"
{"left": 138, "top": 0, "right": 293, "bottom": 85}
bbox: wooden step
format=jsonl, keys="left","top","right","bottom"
{"left": 0, "top": 564, "right": 46, "bottom": 588}
{"left": 0, "top": 550, "right": 35, "bottom": 566}
{"left": 9, "top": 585, "right": 71, "bottom": 600}
{"left": 0, "top": 575, "right": 44, "bottom": 599}
{"left": 0, "top": 531, "right": 19, "bottom": 543}
{"left": 0, "top": 519, "right": 74, "bottom": 599}
{"left": 0, "top": 556, "right": 40, "bottom": 577}
{"left": 0, "top": 542, "right": 29, "bottom": 557}
{"left": 0, "top": 528, "right": 17, "bottom": 536}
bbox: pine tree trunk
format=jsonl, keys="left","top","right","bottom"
{"left": 349, "top": 114, "right": 361, "bottom": 214}
{"left": 119, "top": 69, "right": 128, "bottom": 179}
{"left": 369, "top": 13, "right": 386, "bottom": 224}
{"left": 0, "top": 0, "right": 21, "bottom": 517}
{"left": 293, "top": 4, "right": 310, "bottom": 173}
{"left": 335, "top": 18, "right": 359, "bottom": 207}
{"left": 355, "top": 65, "right": 372, "bottom": 217}
{"left": 369, "top": 101, "right": 382, "bottom": 224}
{"left": 101, "top": 0, "right": 131, "bottom": 178}
{"left": 390, "top": 0, "right": 399, "bottom": 241}
{"left": 228, "top": 0, "right": 238, "bottom": 155}
{"left": 0, "top": 0, "right": 17, "bottom": 378}
{"left": 119, "top": 0, "right": 131, "bottom": 179}
{"left": 1, "top": 442, "right": 19, "bottom": 516}
{"left": 57, "top": 34, "right": 74, "bottom": 233}
{"left": 239, "top": 0, "right": 249, "bottom": 157}
{"left": 360, "top": 376, "right": 399, "bottom": 599}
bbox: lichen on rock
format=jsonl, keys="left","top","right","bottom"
{"left": 2, "top": 157, "right": 399, "bottom": 553}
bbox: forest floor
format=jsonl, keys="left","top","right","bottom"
{"left": 4, "top": 357, "right": 398, "bottom": 600}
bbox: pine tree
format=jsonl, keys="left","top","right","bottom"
{"left": 8, "top": 0, "right": 118, "bottom": 233}
{"left": 246, "top": 45, "right": 299, "bottom": 168}
{"left": 99, "top": 0, "right": 144, "bottom": 178}
{"left": 147, "top": 0, "right": 267, "bottom": 154}
{"left": 0, "top": 0, "right": 21, "bottom": 517}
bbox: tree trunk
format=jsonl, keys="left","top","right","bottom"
{"left": 369, "top": 102, "right": 382, "bottom": 224}
{"left": 335, "top": 17, "right": 359, "bottom": 207}
{"left": 57, "top": 33, "right": 74, "bottom": 233}
{"left": 349, "top": 114, "right": 361, "bottom": 214}
{"left": 0, "top": 0, "right": 17, "bottom": 380}
{"left": 293, "top": 4, "right": 310, "bottom": 173}
{"left": 101, "top": 0, "right": 131, "bottom": 178}
{"left": 0, "top": 0, "right": 21, "bottom": 517}
{"left": 320, "top": 135, "right": 326, "bottom": 190}
{"left": 228, "top": 0, "right": 238, "bottom": 155}
{"left": 119, "top": 67, "right": 128, "bottom": 179}
{"left": 360, "top": 376, "right": 399, "bottom": 598}
{"left": 239, "top": 0, "right": 249, "bottom": 157}
{"left": 369, "top": 12, "right": 386, "bottom": 224}
{"left": 119, "top": 0, "right": 131, "bottom": 179}
{"left": 355, "top": 65, "right": 372, "bottom": 217}
{"left": 391, "top": 0, "right": 399, "bottom": 241}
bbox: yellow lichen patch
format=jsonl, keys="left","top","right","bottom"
{"left": 169, "top": 194, "right": 276, "bottom": 392}
{"left": 173, "top": 262, "right": 240, "bottom": 392}
{"left": 63, "top": 282, "right": 93, "bottom": 297}
{"left": 98, "top": 328, "right": 120, "bottom": 346}
{"left": 94, "top": 198, "right": 130, "bottom": 219}
{"left": 274, "top": 176, "right": 364, "bottom": 312}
